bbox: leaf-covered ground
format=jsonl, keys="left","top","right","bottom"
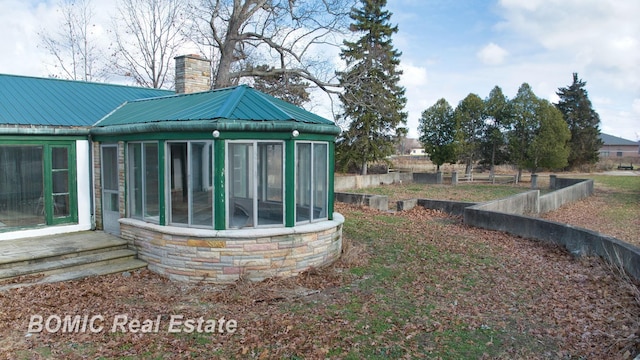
{"left": 542, "top": 175, "right": 640, "bottom": 246}
{"left": 1, "top": 179, "right": 639, "bottom": 359}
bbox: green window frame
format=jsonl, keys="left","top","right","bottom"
{"left": 226, "top": 140, "right": 284, "bottom": 229}
{"left": 295, "top": 141, "right": 329, "bottom": 224}
{"left": 127, "top": 142, "right": 160, "bottom": 223}
{"left": 166, "top": 141, "right": 214, "bottom": 228}
{"left": 0, "top": 141, "right": 77, "bottom": 230}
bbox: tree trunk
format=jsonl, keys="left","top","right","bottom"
{"left": 490, "top": 143, "right": 496, "bottom": 179}
{"left": 360, "top": 160, "right": 368, "bottom": 176}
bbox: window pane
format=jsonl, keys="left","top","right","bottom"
{"left": 102, "top": 146, "right": 118, "bottom": 191}
{"left": 296, "top": 143, "right": 312, "bottom": 222}
{"left": 144, "top": 143, "right": 159, "bottom": 220}
{"left": 191, "top": 142, "right": 212, "bottom": 227}
{"left": 53, "top": 194, "right": 70, "bottom": 217}
{"left": 128, "top": 143, "right": 143, "bottom": 218}
{"left": 169, "top": 143, "right": 188, "bottom": 224}
{"left": 104, "top": 193, "right": 118, "bottom": 212}
{"left": 313, "top": 143, "right": 328, "bottom": 219}
{"left": 228, "top": 143, "right": 253, "bottom": 228}
{"left": 51, "top": 147, "right": 68, "bottom": 169}
{"left": 0, "top": 146, "right": 44, "bottom": 227}
{"left": 52, "top": 171, "right": 69, "bottom": 194}
{"left": 257, "top": 143, "right": 283, "bottom": 226}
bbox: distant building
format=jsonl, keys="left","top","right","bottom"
{"left": 410, "top": 148, "right": 426, "bottom": 156}
{"left": 599, "top": 133, "right": 639, "bottom": 159}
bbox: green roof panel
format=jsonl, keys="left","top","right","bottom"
{"left": 0, "top": 74, "right": 173, "bottom": 127}
{"left": 94, "top": 85, "right": 336, "bottom": 129}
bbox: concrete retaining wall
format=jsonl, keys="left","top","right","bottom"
{"left": 334, "top": 192, "right": 389, "bottom": 211}
{"left": 539, "top": 179, "right": 594, "bottom": 213}
{"left": 120, "top": 215, "right": 344, "bottom": 283}
{"left": 472, "top": 190, "right": 540, "bottom": 215}
{"left": 413, "top": 172, "right": 443, "bottom": 184}
{"left": 412, "top": 177, "right": 640, "bottom": 282}
{"left": 334, "top": 172, "right": 413, "bottom": 191}
{"left": 416, "top": 199, "right": 477, "bottom": 216}
{"left": 463, "top": 208, "right": 640, "bottom": 281}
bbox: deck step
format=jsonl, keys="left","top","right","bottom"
{"left": 0, "top": 259, "right": 147, "bottom": 291}
{"left": 0, "top": 249, "right": 138, "bottom": 281}
{"left": 0, "top": 232, "right": 129, "bottom": 270}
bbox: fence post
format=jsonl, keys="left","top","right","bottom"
{"left": 531, "top": 174, "right": 538, "bottom": 189}
{"left": 549, "top": 174, "right": 556, "bottom": 190}
{"left": 451, "top": 171, "right": 458, "bottom": 186}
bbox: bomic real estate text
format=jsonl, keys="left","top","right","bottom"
{"left": 27, "top": 314, "right": 238, "bottom": 334}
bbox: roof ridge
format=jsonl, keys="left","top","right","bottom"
{"left": 216, "top": 85, "right": 250, "bottom": 118}
{"left": 0, "top": 73, "right": 174, "bottom": 93}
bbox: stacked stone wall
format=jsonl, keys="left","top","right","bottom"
{"left": 119, "top": 215, "right": 344, "bottom": 283}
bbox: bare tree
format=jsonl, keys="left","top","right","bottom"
{"left": 111, "top": 0, "right": 190, "bottom": 88}
{"left": 188, "top": 0, "right": 353, "bottom": 94}
{"left": 39, "top": 0, "right": 108, "bottom": 81}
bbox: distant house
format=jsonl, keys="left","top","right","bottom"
{"left": 410, "top": 148, "right": 426, "bottom": 156}
{"left": 599, "top": 133, "right": 639, "bottom": 160}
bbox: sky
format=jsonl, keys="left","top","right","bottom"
{"left": 0, "top": 0, "right": 638, "bottom": 141}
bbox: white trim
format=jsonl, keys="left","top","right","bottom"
{"left": 120, "top": 212, "right": 343, "bottom": 239}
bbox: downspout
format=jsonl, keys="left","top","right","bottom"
{"left": 88, "top": 134, "right": 96, "bottom": 230}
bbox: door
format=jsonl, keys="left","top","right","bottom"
{"left": 101, "top": 144, "right": 120, "bottom": 235}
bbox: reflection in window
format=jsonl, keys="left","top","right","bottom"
{"left": 0, "top": 145, "right": 44, "bottom": 227}
{"left": 227, "top": 141, "right": 283, "bottom": 228}
{"left": 169, "top": 141, "right": 213, "bottom": 227}
{"left": 128, "top": 142, "right": 159, "bottom": 222}
{"left": 296, "top": 142, "right": 328, "bottom": 223}
{"left": 51, "top": 147, "right": 70, "bottom": 217}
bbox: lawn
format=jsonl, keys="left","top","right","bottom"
{"left": 1, "top": 176, "right": 638, "bottom": 359}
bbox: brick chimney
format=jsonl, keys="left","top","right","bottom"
{"left": 174, "top": 54, "right": 211, "bottom": 94}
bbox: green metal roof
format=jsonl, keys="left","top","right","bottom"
{"left": 0, "top": 74, "right": 173, "bottom": 127}
{"left": 92, "top": 85, "right": 339, "bottom": 135}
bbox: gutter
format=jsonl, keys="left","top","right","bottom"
{"left": 90, "top": 119, "right": 341, "bottom": 136}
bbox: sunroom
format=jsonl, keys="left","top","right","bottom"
{"left": 91, "top": 85, "right": 344, "bottom": 282}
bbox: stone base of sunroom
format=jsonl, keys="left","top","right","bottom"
{"left": 118, "top": 214, "right": 344, "bottom": 283}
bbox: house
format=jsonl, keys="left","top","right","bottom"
{"left": 0, "top": 55, "right": 343, "bottom": 282}
{"left": 0, "top": 74, "right": 171, "bottom": 239}
{"left": 410, "top": 148, "right": 426, "bottom": 156}
{"left": 599, "top": 133, "right": 639, "bottom": 160}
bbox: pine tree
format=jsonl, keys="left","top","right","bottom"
{"left": 482, "top": 86, "right": 511, "bottom": 177}
{"left": 418, "top": 98, "right": 458, "bottom": 171}
{"left": 335, "top": 0, "right": 407, "bottom": 175}
{"left": 508, "top": 83, "right": 570, "bottom": 176}
{"left": 555, "top": 73, "right": 603, "bottom": 169}
{"left": 454, "top": 93, "right": 486, "bottom": 177}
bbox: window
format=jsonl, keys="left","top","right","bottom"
{"left": 296, "top": 142, "right": 328, "bottom": 223}
{"left": 617, "top": 151, "right": 623, "bottom": 157}
{"left": 128, "top": 142, "right": 159, "bottom": 222}
{"left": 168, "top": 141, "right": 213, "bottom": 227}
{"left": 227, "top": 141, "right": 284, "bottom": 228}
{"left": 0, "top": 143, "right": 76, "bottom": 230}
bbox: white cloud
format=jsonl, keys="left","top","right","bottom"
{"left": 477, "top": 43, "right": 508, "bottom": 65}
{"left": 496, "top": 0, "right": 640, "bottom": 91}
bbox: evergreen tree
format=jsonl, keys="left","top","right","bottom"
{"left": 508, "top": 83, "right": 570, "bottom": 176}
{"left": 335, "top": 0, "right": 407, "bottom": 175}
{"left": 418, "top": 98, "right": 458, "bottom": 171}
{"left": 556, "top": 73, "right": 603, "bottom": 169}
{"left": 507, "top": 83, "right": 539, "bottom": 179}
{"left": 454, "top": 93, "right": 486, "bottom": 177}
{"left": 482, "top": 86, "right": 511, "bottom": 176}
{"left": 527, "top": 100, "right": 570, "bottom": 172}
